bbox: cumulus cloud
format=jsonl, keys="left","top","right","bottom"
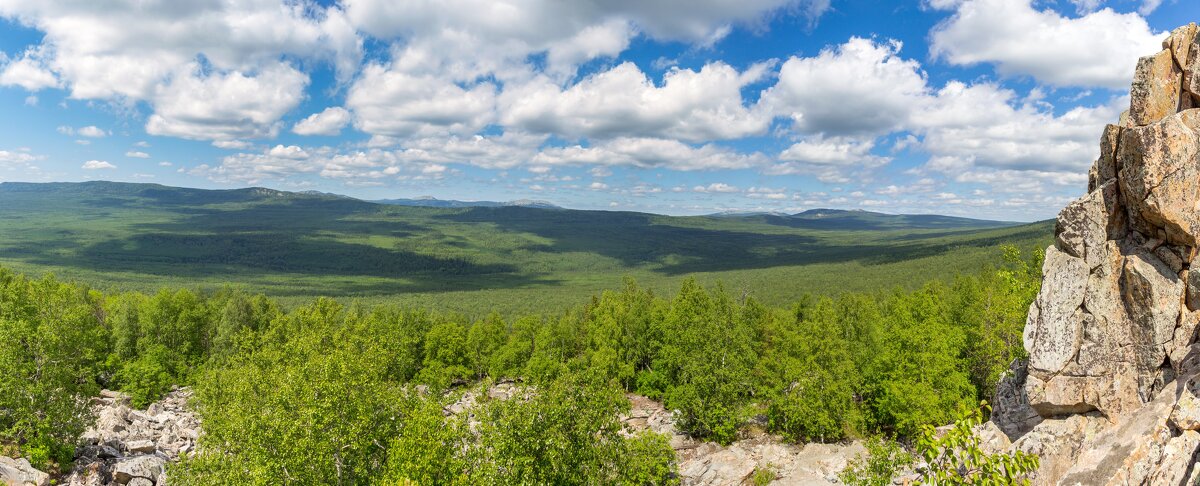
{"left": 0, "top": 0, "right": 360, "bottom": 139}
{"left": 145, "top": 63, "right": 309, "bottom": 141}
{"left": 0, "top": 51, "right": 58, "bottom": 91}
{"left": 769, "top": 136, "right": 891, "bottom": 182}
{"left": 347, "top": 65, "right": 497, "bottom": 138}
{"left": 292, "top": 107, "right": 352, "bottom": 136}
{"left": 929, "top": 0, "right": 1164, "bottom": 89}
{"left": 77, "top": 126, "right": 107, "bottom": 138}
{"left": 913, "top": 81, "right": 1120, "bottom": 174}
{"left": 502, "top": 61, "right": 772, "bottom": 142}
{"left": 125, "top": 151, "right": 150, "bottom": 158}
{"left": 762, "top": 37, "right": 928, "bottom": 136}
{"left": 81, "top": 160, "right": 115, "bottom": 170}
{"left": 0, "top": 150, "right": 41, "bottom": 166}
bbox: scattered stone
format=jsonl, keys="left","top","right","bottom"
{"left": 65, "top": 388, "right": 199, "bottom": 486}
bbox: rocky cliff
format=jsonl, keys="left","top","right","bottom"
{"left": 989, "top": 22, "right": 1200, "bottom": 485}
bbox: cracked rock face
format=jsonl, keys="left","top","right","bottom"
{"left": 991, "top": 23, "right": 1200, "bottom": 485}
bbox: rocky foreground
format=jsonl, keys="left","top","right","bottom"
{"left": 449, "top": 383, "right": 864, "bottom": 485}
{"left": 986, "top": 23, "right": 1200, "bottom": 485}
{"left": 4, "top": 383, "right": 859, "bottom": 486}
{"left": 1, "top": 388, "right": 200, "bottom": 486}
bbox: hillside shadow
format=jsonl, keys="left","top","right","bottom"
{"left": 438, "top": 207, "right": 1050, "bottom": 275}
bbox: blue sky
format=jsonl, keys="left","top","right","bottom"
{"left": 0, "top": 0, "right": 1193, "bottom": 220}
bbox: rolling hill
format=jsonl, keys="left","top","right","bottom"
{"left": 0, "top": 181, "right": 1054, "bottom": 315}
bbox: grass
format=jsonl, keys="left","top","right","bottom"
{"left": 0, "top": 181, "right": 1055, "bottom": 316}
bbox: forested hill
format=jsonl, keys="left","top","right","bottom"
{"left": 710, "top": 208, "right": 1018, "bottom": 230}
{"left": 0, "top": 181, "right": 1053, "bottom": 313}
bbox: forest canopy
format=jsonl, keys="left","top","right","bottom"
{"left": 0, "top": 246, "right": 1042, "bottom": 483}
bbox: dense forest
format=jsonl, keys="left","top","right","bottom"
{"left": 0, "top": 246, "right": 1041, "bottom": 484}
{"left": 0, "top": 181, "right": 1051, "bottom": 315}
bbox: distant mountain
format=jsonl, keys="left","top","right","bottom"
{"left": 374, "top": 197, "right": 561, "bottom": 210}
{"left": 713, "top": 208, "right": 1019, "bottom": 231}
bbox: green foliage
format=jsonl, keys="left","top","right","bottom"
{"left": 657, "top": 280, "right": 756, "bottom": 444}
{"left": 0, "top": 181, "right": 1053, "bottom": 317}
{"left": 470, "top": 371, "right": 677, "bottom": 485}
{"left": 0, "top": 270, "right": 106, "bottom": 469}
{"left": 840, "top": 437, "right": 914, "bottom": 486}
{"left": 171, "top": 299, "right": 411, "bottom": 485}
{"left": 0, "top": 244, "right": 1044, "bottom": 479}
{"left": 841, "top": 403, "right": 1040, "bottom": 486}
{"left": 384, "top": 397, "right": 472, "bottom": 485}
{"left": 752, "top": 465, "right": 778, "bottom": 486}
{"left": 114, "top": 344, "right": 182, "bottom": 409}
{"left": 417, "top": 320, "right": 472, "bottom": 390}
{"left": 915, "top": 402, "right": 1039, "bottom": 485}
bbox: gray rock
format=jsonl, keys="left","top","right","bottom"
{"left": 1024, "top": 246, "right": 1087, "bottom": 374}
{"left": 125, "top": 440, "right": 156, "bottom": 455}
{"left": 112, "top": 455, "right": 165, "bottom": 484}
{"left": 1122, "top": 250, "right": 1184, "bottom": 346}
{"left": 0, "top": 456, "right": 49, "bottom": 486}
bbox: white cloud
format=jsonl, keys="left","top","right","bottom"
{"left": 532, "top": 137, "right": 768, "bottom": 171}
{"left": 0, "top": 1, "right": 360, "bottom": 141}
{"left": 344, "top": 0, "right": 828, "bottom": 56}
{"left": 929, "top": 0, "right": 1164, "bottom": 89}
{"left": 0, "top": 51, "right": 58, "bottom": 91}
{"left": 1068, "top": 0, "right": 1103, "bottom": 14}
{"left": 914, "top": 82, "right": 1121, "bottom": 173}
{"left": 293, "top": 107, "right": 353, "bottom": 136}
{"left": 589, "top": 182, "right": 609, "bottom": 190}
{"left": 693, "top": 182, "right": 739, "bottom": 193}
{"left": 762, "top": 37, "right": 928, "bottom": 137}
{"left": 501, "top": 61, "right": 771, "bottom": 142}
{"left": 1137, "top": 0, "right": 1162, "bottom": 15}
{"left": 145, "top": 63, "right": 309, "bottom": 141}
{"left": 81, "top": 160, "right": 115, "bottom": 170}
{"left": 212, "top": 140, "right": 254, "bottom": 150}
{"left": 267, "top": 145, "right": 309, "bottom": 159}
{"left": 0, "top": 150, "right": 41, "bottom": 166}
{"left": 768, "top": 136, "right": 891, "bottom": 182}
{"left": 125, "top": 151, "right": 150, "bottom": 158}
{"left": 347, "top": 65, "right": 496, "bottom": 138}
{"left": 77, "top": 126, "right": 106, "bottom": 138}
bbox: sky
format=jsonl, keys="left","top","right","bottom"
{"left": 0, "top": 0, "right": 1194, "bottom": 220}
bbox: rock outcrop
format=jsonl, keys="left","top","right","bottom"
{"left": 63, "top": 388, "right": 200, "bottom": 486}
{"left": 991, "top": 23, "right": 1200, "bottom": 484}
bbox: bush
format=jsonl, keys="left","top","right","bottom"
{"left": 114, "top": 344, "right": 182, "bottom": 408}
{"left": 840, "top": 437, "right": 913, "bottom": 486}
{"left": 915, "top": 402, "right": 1039, "bottom": 485}
{"left": 0, "top": 271, "right": 107, "bottom": 469}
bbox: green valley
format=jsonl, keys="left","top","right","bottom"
{"left": 0, "top": 181, "right": 1053, "bottom": 315}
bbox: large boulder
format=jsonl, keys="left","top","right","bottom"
{"left": 1024, "top": 246, "right": 1087, "bottom": 375}
{"left": 1118, "top": 109, "right": 1200, "bottom": 246}
{"left": 0, "top": 457, "right": 48, "bottom": 486}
